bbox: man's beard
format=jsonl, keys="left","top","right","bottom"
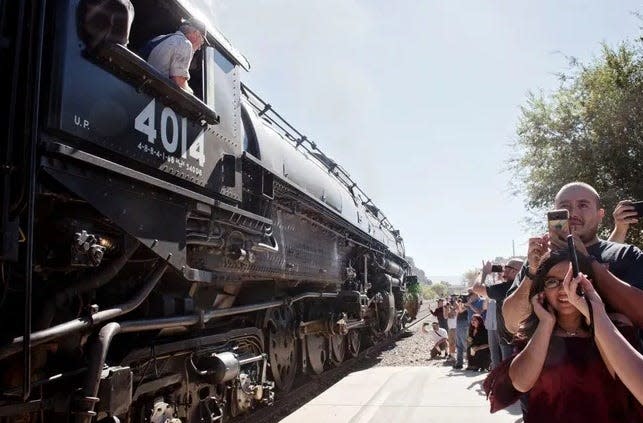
{"left": 576, "top": 226, "right": 598, "bottom": 244}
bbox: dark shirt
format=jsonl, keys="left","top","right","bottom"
{"left": 508, "top": 239, "right": 643, "bottom": 295}
{"left": 469, "top": 326, "right": 488, "bottom": 347}
{"left": 589, "top": 239, "right": 643, "bottom": 290}
{"left": 487, "top": 281, "right": 513, "bottom": 343}
{"left": 431, "top": 306, "right": 447, "bottom": 329}
{"left": 456, "top": 309, "right": 469, "bottom": 325}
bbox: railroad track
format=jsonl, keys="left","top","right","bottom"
{"left": 232, "top": 309, "right": 434, "bottom": 423}
{"left": 406, "top": 310, "right": 432, "bottom": 329}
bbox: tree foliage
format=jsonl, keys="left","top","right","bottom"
{"left": 462, "top": 268, "right": 480, "bottom": 286}
{"left": 405, "top": 256, "right": 430, "bottom": 285}
{"left": 511, "top": 39, "right": 643, "bottom": 245}
{"left": 421, "top": 281, "right": 450, "bottom": 300}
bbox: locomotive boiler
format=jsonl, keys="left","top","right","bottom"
{"left": 0, "top": 1, "right": 411, "bottom": 421}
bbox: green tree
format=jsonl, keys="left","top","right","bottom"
{"left": 511, "top": 39, "right": 643, "bottom": 245}
{"left": 462, "top": 268, "right": 480, "bottom": 286}
{"left": 406, "top": 256, "right": 430, "bottom": 285}
{"left": 421, "top": 281, "right": 450, "bottom": 300}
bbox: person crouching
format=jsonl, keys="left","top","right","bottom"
{"left": 423, "top": 322, "right": 449, "bottom": 359}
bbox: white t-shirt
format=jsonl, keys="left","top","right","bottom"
{"left": 447, "top": 316, "right": 457, "bottom": 330}
{"left": 425, "top": 326, "right": 448, "bottom": 347}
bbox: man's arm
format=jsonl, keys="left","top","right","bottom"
{"left": 591, "top": 261, "right": 643, "bottom": 327}
{"left": 503, "top": 273, "right": 532, "bottom": 334}
{"left": 472, "top": 261, "right": 492, "bottom": 297}
{"left": 607, "top": 201, "right": 637, "bottom": 244}
{"left": 503, "top": 236, "right": 546, "bottom": 334}
{"left": 170, "top": 40, "right": 194, "bottom": 94}
{"left": 171, "top": 76, "right": 193, "bottom": 94}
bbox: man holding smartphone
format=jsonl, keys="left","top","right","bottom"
{"left": 503, "top": 182, "right": 643, "bottom": 334}
{"left": 429, "top": 298, "right": 448, "bottom": 331}
{"left": 473, "top": 258, "right": 523, "bottom": 368}
{"left": 607, "top": 200, "right": 641, "bottom": 243}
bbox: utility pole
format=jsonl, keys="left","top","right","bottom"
{"left": 512, "top": 239, "right": 516, "bottom": 257}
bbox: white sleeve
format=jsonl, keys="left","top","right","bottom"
{"left": 169, "top": 39, "right": 193, "bottom": 79}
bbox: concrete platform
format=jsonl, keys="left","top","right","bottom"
{"left": 281, "top": 366, "right": 522, "bottom": 423}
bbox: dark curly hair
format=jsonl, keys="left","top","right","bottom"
{"left": 513, "top": 249, "right": 595, "bottom": 343}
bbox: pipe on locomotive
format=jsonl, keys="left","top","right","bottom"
{"left": 0, "top": 284, "right": 338, "bottom": 360}
{"left": 72, "top": 291, "right": 339, "bottom": 422}
{"left": 38, "top": 237, "right": 141, "bottom": 331}
{"left": 0, "top": 261, "right": 168, "bottom": 360}
{"left": 372, "top": 254, "right": 405, "bottom": 279}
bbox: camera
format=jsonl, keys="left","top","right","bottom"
{"left": 491, "top": 264, "right": 503, "bottom": 273}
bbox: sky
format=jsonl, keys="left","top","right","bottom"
{"left": 210, "top": 1, "right": 641, "bottom": 281}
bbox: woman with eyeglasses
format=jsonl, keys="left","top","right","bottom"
{"left": 483, "top": 250, "right": 642, "bottom": 422}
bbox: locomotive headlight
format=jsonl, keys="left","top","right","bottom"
{"left": 99, "top": 237, "right": 114, "bottom": 250}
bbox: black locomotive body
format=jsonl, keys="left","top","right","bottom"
{"left": 0, "top": 1, "right": 410, "bottom": 421}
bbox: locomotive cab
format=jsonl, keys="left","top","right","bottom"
{"left": 79, "top": 0, "right": 219, "bottom": 120}
{"left": 47, "top": 0, "right": 248, "bottom": 201}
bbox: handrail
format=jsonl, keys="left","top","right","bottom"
{"left": 240, "top": 84, "right": 402, "bottom": 240}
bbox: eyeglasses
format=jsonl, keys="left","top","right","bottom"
{"left": 544, "top": 278, "right": 563, "bottom": 290}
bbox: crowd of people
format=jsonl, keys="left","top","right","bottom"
{"left": 422, "top": 182, "right": 643, "bottom": 422}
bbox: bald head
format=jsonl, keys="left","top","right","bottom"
{"left": 502, "top": 258, "right": 523, "bottom": 282}
{"left": 507, "top": 258, "right": 523, "bottom": 269}
{"left": 555, "top": 182, "right": 600, "bottom": 209}
{"left": 554, "top": 182, "right": 604, "bottom": 243}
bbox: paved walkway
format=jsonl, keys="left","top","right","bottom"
{"left": 281, "top": 366, "right": 522, "bottom": 423}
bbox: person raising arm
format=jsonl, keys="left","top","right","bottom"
{"left": 607, "top": 200, "right": 638, "bottom": 244}
{"left": 563, "top": 272, "right": 643, "bottom": 405}
{"left": 507, "top": 294, "right": 555, "bottom": 392}
{"left": 503, "top": 236, "right": 547, "bottom": 334}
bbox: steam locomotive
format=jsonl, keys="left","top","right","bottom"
{"left": 0, "top": 1, "right": 411, "bottom": 421}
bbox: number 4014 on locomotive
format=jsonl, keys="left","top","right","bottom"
{"left": 0, "top": 1, "right": 414, "bottom": 421}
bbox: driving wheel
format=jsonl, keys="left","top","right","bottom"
{"left": 265, "top": 307, "right": 298, "bottom": 391}
{"left": 306, "top": 334, "right": 328, "bottom": 375}
{"left": 347, "top": 329, "right": 361, "bottom": 358}
{"left": 329, "top": 333, "right": 347, "bottom": 366}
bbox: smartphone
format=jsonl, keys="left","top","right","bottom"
{"left": 567, "top": 235, "right": 579, "bottom": 277}
{"left": 547, "top": 209, "right": 570, "bottom": 239}
{"left": 631, "top": 200, "right": 643, "bottom": 218}
{"left": 567, "top": 234, "right": 583, "bottom": 295}
{"left": 491, "top": 264, "right": 503, "bottom": 273}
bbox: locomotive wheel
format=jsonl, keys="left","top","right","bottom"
{"left": 266, "top": 307, "right": 298, "bottom": 392}
{"left": 329, "top": 333, "right": 347, "bottom": 366}
{"left": 306, "top": 334, "right": 328, "bottom": 374}
{"left": 347, "top": 329, "right": 361, "bottom": 357}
